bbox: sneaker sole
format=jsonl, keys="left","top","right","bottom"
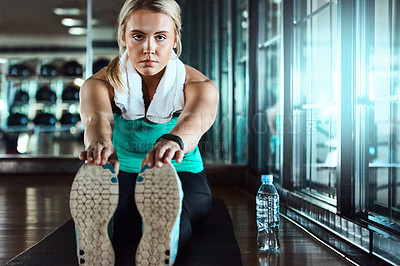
{"left": 135, "top": 164, "right": 182, "bottom": 266}
{"left": 69, "top": 163, "right": 119, "bottom": 266}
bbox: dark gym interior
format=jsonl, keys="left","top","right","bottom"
{"left": 0, "top": 0, "right": 399, "bottom": 265}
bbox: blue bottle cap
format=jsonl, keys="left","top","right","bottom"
{"left": 261, "top": 174, "right": 273, "bottom": 183}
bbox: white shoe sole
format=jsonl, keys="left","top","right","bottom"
{"left": 69, "top": 163, "right": 119, "bottom": 266}
{"left": 135, "top": 164, "right": 182, "bottom": 266}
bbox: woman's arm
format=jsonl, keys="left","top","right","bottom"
{"left": 142, "top": 65, "right": 219, "bottom": 168}
{"left": 79, "top": 70, "right": 119, "bottom": 172}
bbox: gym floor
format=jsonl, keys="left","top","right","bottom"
{"left": 0, "top": 174, "right": 351, "bottom": 265}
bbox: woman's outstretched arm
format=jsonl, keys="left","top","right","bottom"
{"left": 79, "top": 70, "right": 119, "bottom": 173}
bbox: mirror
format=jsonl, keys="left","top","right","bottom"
{"left": 0, "top": 0, "right": 123, "bottom": 156}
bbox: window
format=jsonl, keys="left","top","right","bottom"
{"left": 232, "top": 0, "right": 249, "bottom": 164}
{"left": 355, "top": 0, "right": 400, "bottom": 222}
{"left": 292, "top": 0, "right": 339, "bottom": 202}
{"left": 253, "top": 0, "right": 283, "bottom": 175}
{"left": 181, "top": 0, "right": 249, "bottom": 165}
{"left": 354, "top": 0, "right": 400, "bottom": 261}
{"left": 282, "top": 0, "right": 400, "bottom": 264}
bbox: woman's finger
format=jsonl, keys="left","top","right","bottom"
{"left": 163, "top": 148, "right": 178, "bottom": 164}
{"left": 173, "top": 149, "right": 185, "bottom": 163}
{"left": 108, "top": 153, "right": 120, "bottom": 174}
{"left": 92, "top": 145, "right": 104, "bottom": 164}
{"left": 154, "top": 146, "right": 169, "bottom": 167}
{"left": 100, "top": 147, "right": 114, "bottom": 165}
{"left": 79, "top": 150, "right": 87, "bottom": 161}
{"left": 140, "top": 158, "right": 147, "bottom": 169}
{"left": 86, "top": 148, "right": 94, "bottom": 162}
{"left": 145, "top": 148, "right": 156, "bottom": 167}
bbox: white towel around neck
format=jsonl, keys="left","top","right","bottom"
{"left": 114, "top": 50, "right": 186, "bottom": 123}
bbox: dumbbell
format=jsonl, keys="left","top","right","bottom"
{"left": 36, "top": 86, "right": 57, "bottom": 105}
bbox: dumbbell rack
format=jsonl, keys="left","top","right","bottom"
{"left": 0, "top": 57, "right": 85, "bottom": 156}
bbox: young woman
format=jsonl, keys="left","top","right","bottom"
{"left": 72, "top": 0, "right": 219, "bottom": 265}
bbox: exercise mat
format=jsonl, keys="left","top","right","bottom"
{"left": 6, "top": 198, "right": 243, "bottom": 266}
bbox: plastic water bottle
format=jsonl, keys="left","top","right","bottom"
{"left": 256, "top": 174, "right": 280, "bottom": 252}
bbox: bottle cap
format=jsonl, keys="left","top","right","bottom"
{"left": 261, "top": 174, "right": 273, "bottom": 183}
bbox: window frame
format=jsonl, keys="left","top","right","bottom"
{"left": 280, "top": 0, "right": 400, "bottom": 242}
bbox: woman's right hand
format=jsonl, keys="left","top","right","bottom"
{"left": 79, "top": 140, "right": 119, "bottom": 174}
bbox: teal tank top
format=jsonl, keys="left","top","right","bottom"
{"left": 112, "top": 113, "right": 204, "bottom": 173}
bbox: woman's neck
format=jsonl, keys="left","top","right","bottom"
{"left": 140, "top": 67, "right": 165, "bottom": 91}
{"left": 140, "top": 67, "right": 166, "bottom": 109}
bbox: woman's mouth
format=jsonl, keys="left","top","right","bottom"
{"left": 140, "top": 59, "right": 157, "bottom": 67}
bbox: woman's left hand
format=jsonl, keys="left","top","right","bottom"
{"left": 141, "top": 139, "right": 184, "bottom": 168}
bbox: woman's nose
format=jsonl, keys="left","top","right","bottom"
{"left": 144, "top": 49, "right": 155, "bottom": 54}
{"left": 143, "top": 39, "right": 155, "bottom": 54}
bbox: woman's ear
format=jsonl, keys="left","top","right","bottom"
{"left": 121, "top": 32, "right": 126, "bottom": 47}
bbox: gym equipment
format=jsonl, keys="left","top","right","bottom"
{"left": 62, "top": 85, "right": 80, "bottom": 102}
{"left": 12, "top": 90, "right": 29, "bottom": 106}
{"left": 9, "top": 64, "right": 32, "bottom": 77}
{"left": 7, "top": 113, "right": 29, "bottom": 126}
{"left": 36, "top": 86, "right": 57, "bottom": 105}
{"left": 34, "top": 112, "right": 56, "bottom": 126}
{"left": 93, "top": 58, "right": 110, "bottom": 74}
{"left": 60, "top": 112, "right": 80, "bottom": 125}
{"left": 41, "top": 64, "right": 59, "bottom": 77}
{"left": 62, "top": 61, "right": 83, "bottom": 77}
{"left": 4, "top": 199, "right": 242, "bottom": 266}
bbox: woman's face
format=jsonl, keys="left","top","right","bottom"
{"left": 123, "top": 10, "right": 177, "bottom": 77}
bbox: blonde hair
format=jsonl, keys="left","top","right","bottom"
{"left": 107, "top": 0, "right": 182, "bottom": 92}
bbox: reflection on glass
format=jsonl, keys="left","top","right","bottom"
{"left": 183, "top": 0, "right": 249, "bottom": 164}
{"left": 258, "top": 0, "right": 283, "bottom": 175}
{"left": 232, "top": 0, "right": 249, "bottom": 164}
{"left": 355, "top": 0, "right": 400, "bottom": 229}
{"left": 0, "top": 1, "right": 123, "bottom": 157}
{"left": 292, "top": 1, "right": 338, "bottom": 202}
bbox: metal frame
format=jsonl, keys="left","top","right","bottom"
{"left": 248, "top": 0, "right": 260, "bottom": 173}
{"left": 85, "top": 0, "right": 93, "bottom": 79}
{"left": 231, "top": 0, "right": 250, "bottom": 164}
{"left": 337, "top": 0, "right": 355, "bottom": 216}
{"left": 248, "top": 0, "right": 285, "bottom": 175}
{"left": 282, "top": 0, "right": 294, "bottom": 189}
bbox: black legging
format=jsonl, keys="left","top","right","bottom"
{"left": 113, "top": 170, "right": 212, "bottom": 265}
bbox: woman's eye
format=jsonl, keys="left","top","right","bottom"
{"left": 156, "top": 35, "right": 166, "bottom": 41}
{"left": 133, "top": 35, "right": 143, "bottom": 41}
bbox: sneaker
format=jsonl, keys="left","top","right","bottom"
{"left": 135, "top": 164, "right": 183, "bottom": 266}
{"left": 70, "top": 163, "right": 119, "bottom": 265}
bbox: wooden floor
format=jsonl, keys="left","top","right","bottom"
{"left": 0, "top": 174, "right": 75, "bottom": 265}
{"left": 0, "top": 174, "right": 352, "bottom": 265}
{"left": 211, "top": 186, "right": 352, "bottom": 266}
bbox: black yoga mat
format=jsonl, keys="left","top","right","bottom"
{"left": 5, "top": 198, "right": 243, "bottom": 266}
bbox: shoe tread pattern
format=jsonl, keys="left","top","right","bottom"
{"left": 135, "top": 164, "right": 182, "bottom": 266}
{"left": 70, "top": 163, "right": 119, "bottom": 266}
